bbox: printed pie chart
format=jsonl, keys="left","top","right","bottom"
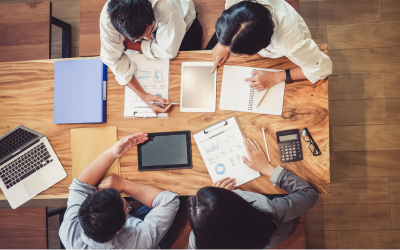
{"left": 215, "top": 163, "right": 226, "bottom": 175}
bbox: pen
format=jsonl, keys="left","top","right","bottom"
{"left": 150, "top": 101, "right": 180, "bottom": 105}
{"left": 256, "top": 88, "right": 271, "bottom": 108}
{"left": 262, "top": 126, "right": 271, "bottom": 162}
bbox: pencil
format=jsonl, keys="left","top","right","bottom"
{"left": 262, "top": 126, "right": 271, "bottom": 162}
{"left": 256, "top": 88, "right": 271, "bottom": 107}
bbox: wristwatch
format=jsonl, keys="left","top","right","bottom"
{"left": 285, "top": 69, "right": 293, "bottom": 84}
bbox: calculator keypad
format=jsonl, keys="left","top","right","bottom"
{"left": 280, "top": 141, "right": 302, "bottom": 162}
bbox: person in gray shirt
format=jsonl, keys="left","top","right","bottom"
{"left": 188, "top": 137, "right": 319, "bottom": 249}
{"left": 59, "top": 132, "right": 180, "bottom": 249}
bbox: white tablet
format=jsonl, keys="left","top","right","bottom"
{"left": 180, "top": 62, "right": 217, "bottom": 112}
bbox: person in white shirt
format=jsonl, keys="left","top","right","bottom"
{"left": 100, "top": 0, "right": 202, "bottom": 114}
{"left": 208, "top": 0, "right": 332, "bottom": 89}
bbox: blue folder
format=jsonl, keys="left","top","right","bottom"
{"left": 54, "top": 58, "right": 107, "bottom": 124}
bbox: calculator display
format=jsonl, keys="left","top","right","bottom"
{"left": 279, "top": 134, "right": 298, "bottom": 141}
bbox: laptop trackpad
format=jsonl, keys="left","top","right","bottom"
{"left": 23, "top": 173, "right": 48, "bottom": 197}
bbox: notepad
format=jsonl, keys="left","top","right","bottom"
{"left": 54, "top": 58, "right": 107, "bottom": 124}
{"left": 219, "top": 65, "right": 285, "bottom": 116}
{"left": 71, "top": 126, "right": 120, "bottom": 180}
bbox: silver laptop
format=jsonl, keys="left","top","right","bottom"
{"left": 0, "top": 125, "right": 67, "bottom": 208}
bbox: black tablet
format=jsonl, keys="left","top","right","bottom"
{"left": 137, "top": 130, "right": 192, "bottom": 171}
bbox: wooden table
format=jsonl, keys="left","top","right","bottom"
{"left": 0, "top": 49, "right": 329, "bottom": 200}
{"left": 79, "top": 0, "right": 300, "bottom": 56}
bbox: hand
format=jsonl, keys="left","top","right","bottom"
{"left": 142, "top": 94, "right": 172, "bottom": 114}
{"left": 245, "top": 71, "right": 286, "bottom": 91}
{"left": 99, "top": 174, "right": 127, "bottom": 193}
{"left": 109, "top": 133, "right": 148, "bottom": 158}
{"left": 241, "top": 138, "right": 276, "bottom": 176}
{"left": 211, "top": 43, "right": 230, "bottom": 73}
{"left": 212, "top": 177, "right": 236, "bottom": 191}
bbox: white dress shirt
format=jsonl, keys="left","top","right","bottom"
{"left": 225, "top": 0, "right": 332, "bottom": 83}
{"left": 100, "top": 0, "right": 196, "bottom": 85}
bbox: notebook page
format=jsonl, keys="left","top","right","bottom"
{"left": 252, "top": 68, "right": 285, "bottom": 116}
{"left": 219, "top": 66, "right": 254, "bottom": 112}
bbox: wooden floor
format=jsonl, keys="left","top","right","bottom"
{"left": 1, "top": 0, "right": 400, "bottom": 248}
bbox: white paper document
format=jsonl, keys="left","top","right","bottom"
{"left": 219, "top": 65, "right": 286, "bottom": 116}
{"left": 124, "top": 54, "right": 169, "bottom": 118}
{"left": 193, "top": 116, "right": 260, "bottom": 186}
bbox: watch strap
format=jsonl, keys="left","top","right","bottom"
{"left": 285, "top": 69, "right": 293, "bottom": 84}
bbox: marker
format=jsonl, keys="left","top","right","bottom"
{"left": 262, "top": 126, "right": 271, "bottom": 162}
{"left": 150, "top": 101, "right": 179, "bottom": 105}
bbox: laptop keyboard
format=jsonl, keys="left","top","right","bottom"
{"left": 0, "top": 142, "right": 53, "bottom": 189}
{"left": 0, "top": 128, "right": 39, "bottom": 160}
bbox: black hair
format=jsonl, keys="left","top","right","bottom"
{"left": 188, "top": 187, "right": 278, "bottom": 249}
{"left": 107, "top": 0, "right": 155, "bottom": 41}
{"left": 78, "top": 188, "right": 126, "bottom": 243}
{"left": 216, "top": 0, "right": 275, "bottom": 55}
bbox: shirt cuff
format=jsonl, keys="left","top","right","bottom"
{"left": 141, "top": 40, "right": 155, "bottom": 60}
{"left": 152, "top": 191, "right": 179, "bottom": 208}
{"left": 270, "top": 166, "right": 287, "bottom": 187}
{"left": 68, "top": 178, "right": 98, "bottom": 193}
{"left": 302, "top": 68, "right": 320, "bottom": 84}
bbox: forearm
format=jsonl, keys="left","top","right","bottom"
{"left": 126, "top": 40, "right": 142, "bottom": 53}
{"left": 122, "top": 180, "right": 164, "bottom": 208}
{"left": 126, "top": 76, "right": 148, "bottom": 100}
{"left": 77, "top": 149, "right": 117, "bottom": 186}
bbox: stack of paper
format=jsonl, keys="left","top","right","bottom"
{"left": 71, "top": 126, "right": 120, "bottom": 179}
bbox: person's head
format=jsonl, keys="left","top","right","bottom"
{"left": 78, "top": 188, "right": 130, "bottom": 243}
{"left": 107, "top": 0, "right": 156, "bottom": 42}
{"left": 216, "top": 0, "right": 275, "bottom": 55}
{"left": 188, "top": 187, "right": 278, "bottom": 249}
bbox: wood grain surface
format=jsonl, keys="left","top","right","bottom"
{"left": 79, "top": 0, "right": 299, "bottom": 56}
{"left": 0, "top": 2, "right": 51, "bottom": 62}
{"left": 0, "top": 48, "right": 329, "bottom": 200}
{"left": 0, "top": 207, "right": 47, "bottom": 248}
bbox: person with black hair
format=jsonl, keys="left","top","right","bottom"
{"left": 100, "top": 0, "right": 202, "bottom": 114}
{"left": 188, "top": 137, "right": 319, "bottom": 249}
{"left": 59, "top": 132, "right": 180, "bottom": 249}
{"left": 208, "top": 0, "right": 332, "bottom": 90}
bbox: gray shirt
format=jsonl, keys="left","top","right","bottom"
{"left": 188, "top": 166, "right": 319, "bottom": 249}
{"left": 59, "top": 178, "right": 180, "bottom": 249}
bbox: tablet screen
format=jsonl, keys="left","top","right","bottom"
{"left": 181, "top": 65, "right": 215, "bottom": 109}
{"left": 138, "top": 131, "right": 192, "bottom": 171}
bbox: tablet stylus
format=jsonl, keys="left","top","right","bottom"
{"left": 150, "top": 101, "right": 180, "bottom": 105}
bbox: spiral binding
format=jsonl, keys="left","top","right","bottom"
{"left": 248, "top": 69, "right": 255, "bottom": 111}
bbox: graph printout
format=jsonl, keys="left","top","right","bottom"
{"left": 124, "top": 54, "right": 169, "bottom": 118}
{"left": 193, "top": 117, "right": 260, "bottom": 186}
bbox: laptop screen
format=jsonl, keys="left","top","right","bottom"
{"left": 0, "top": 128, "right": 39, "bottom": 162}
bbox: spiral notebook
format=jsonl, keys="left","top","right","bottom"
{"left": 219, "top": 66, "right": 286, "bottom": 116}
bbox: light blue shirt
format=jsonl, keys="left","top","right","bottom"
{"left": 188, "top": 166, "right": 319, "bottom": 249}
{"left": 59, "top": 178, "right": 180, "bottom": 249}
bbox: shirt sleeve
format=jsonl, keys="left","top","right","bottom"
{"left": 235, "top": 166, "right": 318, "bottom": 225}
{"left": 134, "top": 191, "right": 180, "bottom": 248}
{"left": 59, "top": 178, "right": 97, "bottom": 248}
{"left": 141, "top": 13, "right": 187, "bottom": 60}
{"left": 99, "top": 8, "right": 137, "bottom": 85}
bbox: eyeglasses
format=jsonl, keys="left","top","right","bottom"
{"left": 123, "top": 198, "right": 132, "bottom": 218}
{"left": 132, "top": 22, "right": 159, "bottom": 43}
{"left": 301, "top": 128, "right": 321, "bottom": 156}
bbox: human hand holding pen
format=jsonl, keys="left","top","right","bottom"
{"left": 142, "top": 94, "right": 172, "bottom": 114}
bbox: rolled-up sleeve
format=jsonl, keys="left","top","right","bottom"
{"left": 135, "top": 191, "right": 180, "bottom": 248}
{"left": 285, "top": 38, "right": 332, "bottom": 84}
{"left": 99, "top": 6, "right": 137, "bottom": 85}
{"left": 141, "top": 13, "right": 186, "bottom": 60}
